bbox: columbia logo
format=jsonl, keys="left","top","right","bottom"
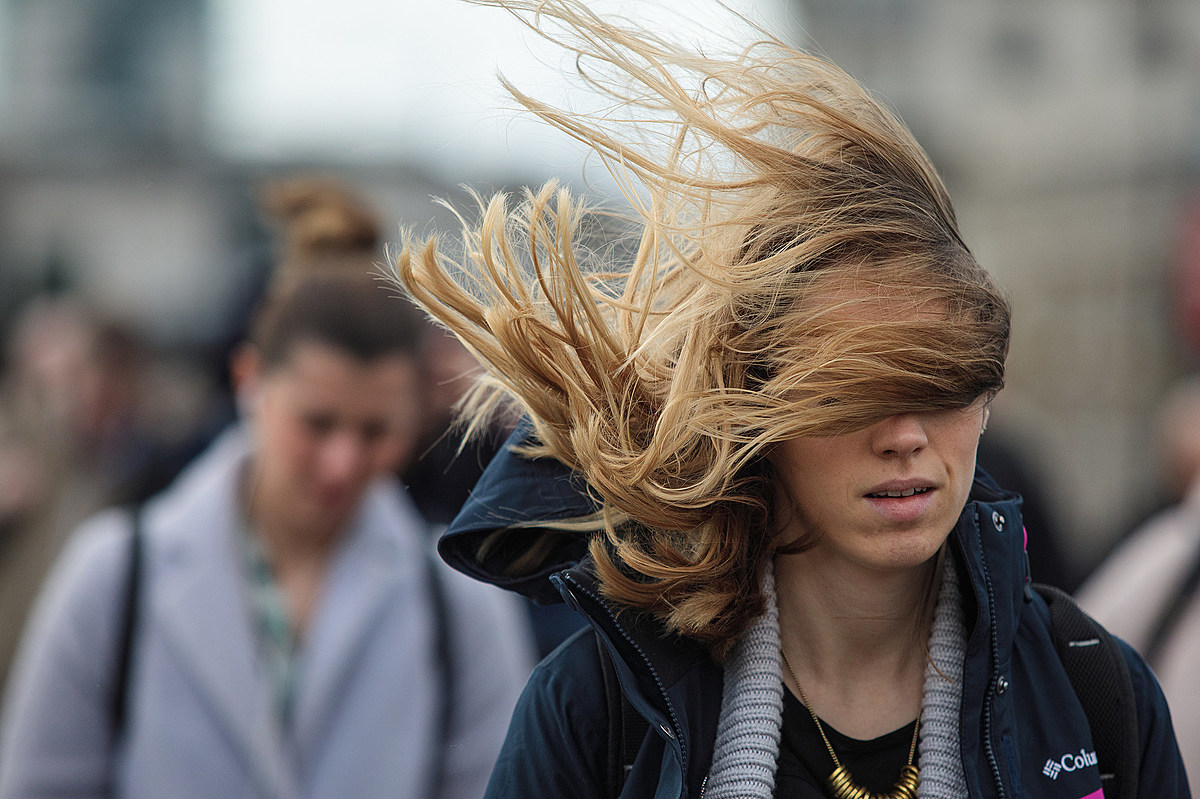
{"left": 1041, "top": 749, "right": 1097, "bottom": 781}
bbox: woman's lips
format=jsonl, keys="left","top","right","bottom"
{"left": 863, "top": 483, "right": 936, "bottom": 523}
{"left": 865, "top": 486, "right": 931, "bottom": 499}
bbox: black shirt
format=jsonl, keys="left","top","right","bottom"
{"left": 774, "top": 688, "right": 918, "bottom": 798}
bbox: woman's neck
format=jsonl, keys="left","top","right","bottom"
{"left": 775, "top": 551, "right": 937, "bottom": 738}
{"left": 241, "top": 467, "right": 339, "bottom": 635}
{"left": 241, "top": 462, "right": 341, "bottom": 565}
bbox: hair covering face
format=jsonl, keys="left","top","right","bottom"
{"left": 395, "top": 0, "right": 1009, "bottom": 655}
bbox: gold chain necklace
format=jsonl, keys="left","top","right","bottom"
{"left": 780, "top": 648, "right": 921, "bottom": 799}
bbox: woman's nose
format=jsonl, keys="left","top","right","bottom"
{"left": 319, "top": 432, "right": 370, "bottom": 482}
{"left": 870, "top": 413, "right": 929, "bottom": 458}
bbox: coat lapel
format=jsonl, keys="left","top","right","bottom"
{"left": 290, "top": 482, "right": 422, "bottom": 745}
{"left": 151, "top": 430, "right": 298, "bottom": 798}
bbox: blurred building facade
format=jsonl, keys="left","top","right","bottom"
{"left": 0, "top": 0, "right": 1198, "bottom": 576}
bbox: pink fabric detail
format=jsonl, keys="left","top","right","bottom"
{"left": 1023, "top": 525, "right": 1028, "bottom": 550}
{"left": 1077, "top": 790, "right": 1105, "bottom": 799}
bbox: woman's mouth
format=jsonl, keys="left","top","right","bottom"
{"left": 865, "top": 486, "right": 932, "bottom": 499}
{"left": 863, "top": 484, "right": 937, "bottom": 524}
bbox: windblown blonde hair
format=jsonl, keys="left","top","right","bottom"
{"left": 394, "top": 0, "right": 1010, "bottom": 658}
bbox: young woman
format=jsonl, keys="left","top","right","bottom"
{"left": 394, "top": 1, "right": 1190, "bottom": 797}
{"left": 0, "top": 178, "right": 535, "bottom": 799}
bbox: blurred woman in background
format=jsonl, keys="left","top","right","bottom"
{"left": 0, "top": 177, "right": 535, "bottom": 799}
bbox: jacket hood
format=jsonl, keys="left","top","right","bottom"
{"left": 437, "top": 420, "right": 599, "bottom": 604}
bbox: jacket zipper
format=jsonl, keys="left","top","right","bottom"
{"left": 560, "top": 572, "right": 690, "bottom": 791}
{"left": 975, "top": 508, "right": 1007, "bottom": 799}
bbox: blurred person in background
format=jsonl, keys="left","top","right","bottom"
{"left": 0, "top": 296, "right": 166, "bottom": 698}
{"left": 402, "top": 326, "right": 512, "bottom": 529}
{"left": 1077, "top": 373, "right": 1200, "bottom": 795}
{"left": 0, "top": 176, "right": 535, "bottom": 799}
{"left": 400, "top": 328, "right": 586, "bottom": 658}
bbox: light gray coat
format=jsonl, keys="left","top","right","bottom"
{"left": 0, "top": 427, "right": 535, "bottom": 799}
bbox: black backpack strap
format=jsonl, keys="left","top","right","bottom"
{"left": 112, "top": 504, "right": 144, "bottom": 738}
{"left": 596, "top": 629, "right": 649, "bottom": 798}
{"left": 1035, "top": 583, "right": 1140, "bottom": 799}
{"left": 423, "top": 548, "right": 457, "bottom": 799}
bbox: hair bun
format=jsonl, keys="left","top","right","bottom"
{"left": 261, "top": 176, "right": 381, "bottom": 260}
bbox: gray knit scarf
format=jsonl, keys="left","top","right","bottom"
{"left": 703, "top": 558, "right": 968, "bottom": 799}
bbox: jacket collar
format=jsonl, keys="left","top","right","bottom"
{"left": 950, "top": 468, "right": 1028, "bottom": 674}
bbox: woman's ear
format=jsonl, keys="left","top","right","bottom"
{"left": 229, "top": 343, "right": 263, "bottom": 420}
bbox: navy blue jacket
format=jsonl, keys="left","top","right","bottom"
{"left": 439, "top": 426, "right": 1190, "bottom": 798}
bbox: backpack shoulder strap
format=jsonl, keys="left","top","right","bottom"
{"left": 112, "top": 504, "right": 144, "bottom": 737}
{"left": 1034, "top": 583, "right": 1140, "bottom": 799}
{"left": 596, "top": 629, "right": 649, "bottom": 798}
